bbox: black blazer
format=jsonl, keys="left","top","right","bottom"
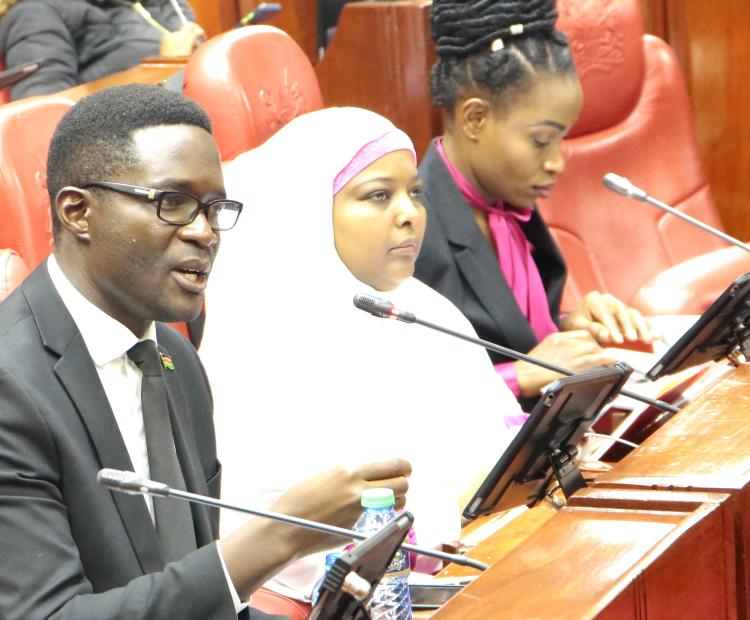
{"left": 0, "top": 264, "right": 262, "bottom": 619}
{"left": 415, "top": 140, "right": 568, "bottom": 364}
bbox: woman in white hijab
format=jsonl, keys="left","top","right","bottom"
{"left": 200, "top": 107, "right": 522, "bottom": 603}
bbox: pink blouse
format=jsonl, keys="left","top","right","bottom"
{"left": 435, "top": 139, "right": 558, "bottom": 400}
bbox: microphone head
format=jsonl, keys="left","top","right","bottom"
{"left": 352, "top": 293, "right": 394, "bottom": 318}
{"left": 602, "top": 173, "right": 648, "bottom": 201}
{"left": 97, "top": 468, "right": 170, "bottom": 497}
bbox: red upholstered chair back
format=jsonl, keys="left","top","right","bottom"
{"left": 0, "top": 248, "right": 29, "bottom": 301}
{"left": 183, "top": 25, "right": 323, "bottom": 161}
{"left": 539, "top": 0, "right": 731, "bottom": 312}
{"left": 0, "top": 94, "right": 197, "bottom": 343}
{"left": 0, "top": 95, "right": 73, "bottom": 270}
{"left": 251, "top": 588, "right": 311, "bottom": 620}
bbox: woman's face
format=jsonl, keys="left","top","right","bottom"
{"left": 467, "top": 73, "right": 583, "bottom": 207}
{"left": 333, "top": 150, "right": 426, "bottom": 291}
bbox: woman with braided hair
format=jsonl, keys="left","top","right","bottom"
{"left": 414, "top": 0, "right": 652, "bottom": 407}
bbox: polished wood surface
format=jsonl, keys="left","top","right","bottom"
{"left": 639, "top": 0, "right": 666, "bottom": 38}
{"left": 315, "top": 1, "right": 441, "bottom": 158}
{"left": 432, "top": 487, "right": 736, "bottom": 619}
{"left": 439, "top": 503, "right": 558, "bottom": 580}
{"left": 238, "top": 0, "right": 318, "bottom": 63}
{"left": 654, "top": 0, "right": 750, "bottom": 243}
{"left": 191, "top": 0, "right": 239, "bottom": 38}
{"left": 593, "top": 363, "right": 750, "bottom": 617}
{"left": 57, "top": 61, "right": 186, "bottom": 102}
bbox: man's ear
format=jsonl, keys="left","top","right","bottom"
{"left": 458, "top": 97, "right": 491, "bottom": 141}
{"left": 56, "top": 187, "right": 91, "bottom": 242}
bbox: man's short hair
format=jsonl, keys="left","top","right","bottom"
{"left": 46, "top": 83, "right": 213, "bottom": 238}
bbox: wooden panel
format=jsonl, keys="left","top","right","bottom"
{"left": 57, "top": 61, "right": 186, "bottom": 102}
{"left": 238, "top": 0, "right": 318, "bottom": 64}
{"left": 191, "top": 0, "right": 239, "bottom": 38}
{"left": 594, "top": 364, "right": 750, "bottom": 618}
{"left": 316, "top": 1, "right": 440, "bottom": 158}
{"left": 651, "top": 0, "right": 750, "bottom": 242}
{"left": 640, "top": 0, "right": 667, "bottom": 38}
{"left": 432, "top": 488, "right": 736, "bottom": 619}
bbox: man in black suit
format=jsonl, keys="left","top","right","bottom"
{"left": 0, "top": 84, "right": 410, "bottom": 619}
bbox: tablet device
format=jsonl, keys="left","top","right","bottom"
{"left": 647, "top": 272, "right": 750, "bottom": 380}
{"left": 0, "top": 59, "right": 44, "bottom": 90}
{"left": 463, "top": 363, "right": 631, "bottom": 521}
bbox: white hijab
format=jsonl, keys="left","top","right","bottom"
{"left": 200, "top": 107, "right": 521, "bottom": 599}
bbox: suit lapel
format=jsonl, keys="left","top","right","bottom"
{"left": 420, "top": 143, "right": 538, "bottom": 348}
{"left": 24, "top": 264, "right": 165, "bottom": 574}
{"left": 158, "top": 340, "right": 214, "bottom": 547}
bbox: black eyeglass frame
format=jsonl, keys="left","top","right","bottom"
{"left": 81, "top": 181, "right": 243, "bottom": 231}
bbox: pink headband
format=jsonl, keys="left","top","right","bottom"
{"left": 333, "top": 129, "right": 416, "bottom": 195}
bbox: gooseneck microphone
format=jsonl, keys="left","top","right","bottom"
{"left": 352, "top": 294, "right": 680, "bottom": 414}
{"left": 603, "top": 173, "right": 750, "bottom": 254}
{"left": 97, "top": 469, "right": 489, "bottom": 571}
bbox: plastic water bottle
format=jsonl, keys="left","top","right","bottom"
{"left": 353, "top": 488, "right": 412, "bottom": 620}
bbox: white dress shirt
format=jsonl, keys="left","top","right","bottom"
{"left": 47, "top": 255, "right": 244, "bottom": 613}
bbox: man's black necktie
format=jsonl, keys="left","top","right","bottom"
{"left": 127, "top": 340, "right": 197, "bottom": 563}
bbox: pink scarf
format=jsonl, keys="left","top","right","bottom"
{"left": 436, "top": 139, "right": 557, "bottom": 340}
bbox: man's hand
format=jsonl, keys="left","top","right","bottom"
{"left": 515, "top": 330, "right": 617, "bottom": 397}
{"left": 160, "top": 22, "right": 205, "bottom": 56}
{"left": 220, "top": 458, "right": 411, "bottom": 599}
{"left": 270, "top": 458, "right": 411, "bottom": 553}
{"left": 560, "top": 291, "right": 652, "bottom": 346}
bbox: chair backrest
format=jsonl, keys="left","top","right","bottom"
{"left": 0, "top": 247, "right": 29, "bottom": 302}
{"left": 539, "top": 0, "right": 726, "bottom": 309}
{"left": 0, "top": 94, "right": 198, "bottom": 344}
{"left": 183, "top": 25, "right": 323, "bottom": 161}
{"left": 0, "top": 94, "right": 73, "bottom": 270}
{"left": 251, "top": 588, "right": 310, "bottom": 620}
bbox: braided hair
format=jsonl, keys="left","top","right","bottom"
{"left": 430, "top": 0, "right": 576, "bottom": 112}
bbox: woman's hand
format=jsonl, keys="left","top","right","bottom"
{"left": 160, "top": 22, "right": 206, "bottom": 56}
{"left": 515, "top": 330, "right": 617, "bottom": 397}
{"left": 560, "top": 291, "right": 652, "bottom": 346}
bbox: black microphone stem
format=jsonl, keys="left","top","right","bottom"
{"left": 166, "top": 487, "right": 489, "bottom": 572}
{"left": 413, "top": 316, "right": 680, "bottom": 414}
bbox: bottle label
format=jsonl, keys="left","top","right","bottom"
{"left": 384, "top": 548, "right": 410, "bottom": 578}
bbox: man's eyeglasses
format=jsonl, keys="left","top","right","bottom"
{"left": 82, "top": 182, "right": 243, "bottom": 231}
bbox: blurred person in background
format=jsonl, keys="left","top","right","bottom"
{"left": 0, "top": 0, "right": 204, "bottom": 100}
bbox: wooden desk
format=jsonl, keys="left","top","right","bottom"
{"left": 592, "top": 363, "right": 750, "bottom": 617}
{"left": 431, "top": 487, "right": 736, "bottom": 619}
{"left": 57, "top": 59, "right": 187, "bottom": 103}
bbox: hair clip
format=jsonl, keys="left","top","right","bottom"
{"left": 510, "top": 23, "right": 524, "bottom": 35}
{"left": 491, "top": 38, "right": 505, "bottom": 52}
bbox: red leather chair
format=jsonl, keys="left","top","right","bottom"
{"left": 183, "top": 25, "right": 323, "bottom": 161}
{"left": 0, "top": 248, "right": 29, "bottom": 301}
{"left": 251, "top": 588, "right": 311, "bottom": 620}
{"left": 0, "top": 94, "right": 197, "bottom": 343}
{"left": 539, "top": 0, "right": 750, "bottom": 314}
{"left": 0, "top": 94, "right": 73, "bottom": 270}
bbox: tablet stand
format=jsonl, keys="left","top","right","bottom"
{"left": 309, "top": 512, "right": 414, "bottom": 620}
